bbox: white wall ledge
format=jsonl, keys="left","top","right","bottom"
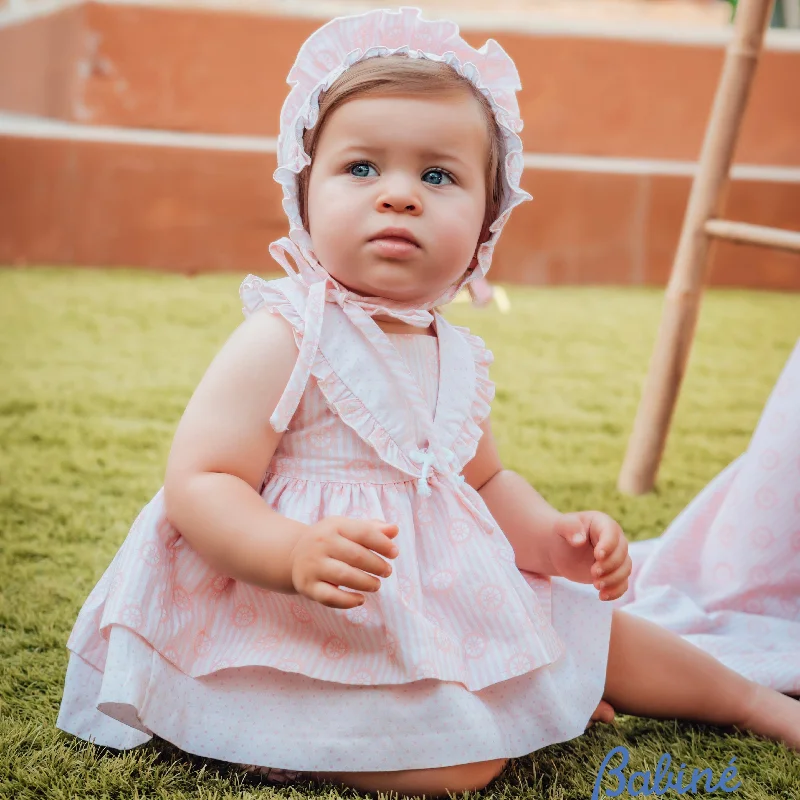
{"left": 3, "top": 111, "right": 799, "bottom": 182}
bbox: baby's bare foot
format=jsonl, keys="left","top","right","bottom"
{"left": 737, "top": 683, "right": 800, "bottom": 752}
{"left": 586, "top": 699, "right": 616, "bottom": 730}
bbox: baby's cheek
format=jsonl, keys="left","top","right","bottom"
{"left": 308, "top": 211, "right": 360, "bottom": 273}
{"left": 428, "top": 222, "right": 480, "bottom": 276}
{"left": 308, "top": 182, "right": 363, "bottom": 239}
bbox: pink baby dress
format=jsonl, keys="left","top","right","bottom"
{"left": 56, "top": 6, "right": 615, "bottom": 776}
{"left": 56, "top": 271, "right": 614, "bottom": 774}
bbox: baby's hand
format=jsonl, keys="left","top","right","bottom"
{"left": 289, "top": 516, "right": 399, "bottom": 610}
{"left": 550, "top": 511, "right": 631, "bottom": 601}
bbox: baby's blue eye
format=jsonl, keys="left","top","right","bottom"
{"left": 422, "top": 169, "right": 453, "bottom": 186}
{"left": 349, "top": 163, "right": 377, "bottom": 178}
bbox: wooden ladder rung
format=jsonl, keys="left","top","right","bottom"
{"left": 705, "top": 219, "right": 800, "bottom": 254}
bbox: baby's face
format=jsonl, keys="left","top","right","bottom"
{"left": 305, "top": 90, "right": 489, "bottom": 305}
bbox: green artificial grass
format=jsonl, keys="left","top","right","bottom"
{"left": 1, "top": 265, "right": 799, "bottom": 799}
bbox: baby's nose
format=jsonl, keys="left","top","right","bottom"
{"left": 382, "top": 199, "right": 417, "bottom": 212}
{"left": 376, "top": 177, "right": 422, "bottom": 214}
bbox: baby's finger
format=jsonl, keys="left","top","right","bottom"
{"left": 324, "top": 554, "right": 392, "bottom": 592}
{"left": 598, "top": 578, "right": 629, "bottom": 602}
{"left": 592, "top": 542, "right": 627, "bottom": 579}
{"left": 593, "top": 523, "right": 621, "bottom": 561}
{"left": 335, "top": 534, "right": 395, "bottom": 577}
{"left": 311, "top": 579, "right": 370, "bottom": 610}
{"left": 339, "top": 518, "right": 400, "bottom": 560}
{"left": 554, "top": 513, "right": 588, "bottom": 547}
{"left": 594, "top": 557, "right": 630, "bottom": 587}
{"left": 371, "top": 519, "right": 399, "bottom": 538}
{"left": 595, "top": 559, "right": 632, "bottom": 598}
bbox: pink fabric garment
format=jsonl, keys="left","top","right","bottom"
{"left": 56, "top": 275, "right": 614, "bottom": 773}
{"left": 612, "top": 339, "right": 800, "bottom": 696}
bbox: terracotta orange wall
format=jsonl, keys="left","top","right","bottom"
{"left": 1, "top": 2, "right": 798, "bottom": 288}
{"left": 0, "top": 4, "right": 86, "bottom": 120}
{"left": 3, "top": 134, "right": 799, "bottom": 289}
{"left": 1, "top": 2, "right": 799, "bottom": 163}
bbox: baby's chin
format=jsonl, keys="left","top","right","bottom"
{"left": 329, "top": 273, "right": 446, "bottom": 307}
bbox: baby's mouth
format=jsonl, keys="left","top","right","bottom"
{"left": 367, "top": 235, "right": 421, "bottom": 259}
{"left": 368, "top": 227, "right": 421, "bottom": 248}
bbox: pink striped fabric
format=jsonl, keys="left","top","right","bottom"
{"left": 56, "top": 274, "right": 614, "bottom": 774}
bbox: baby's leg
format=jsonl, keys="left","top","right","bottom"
{"left": 309, "top": 757, "right": 508, "bottom": 799}
{"left": 605, "top": 608, "right": 800, "bottom": 751}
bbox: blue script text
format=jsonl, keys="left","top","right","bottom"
{"left": 592, "top": 746, "right": 742, "bottom": 797}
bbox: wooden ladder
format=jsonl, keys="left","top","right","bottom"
{"left": 617, "top": 0, "right": 800, "bottom": 495}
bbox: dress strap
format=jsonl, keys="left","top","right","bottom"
{"left": 269, "top": 278, "right": 327, "bottom": 432}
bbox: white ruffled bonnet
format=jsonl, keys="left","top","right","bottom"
{"left": 269, "top": 5, "right": 532, "bottom": 311}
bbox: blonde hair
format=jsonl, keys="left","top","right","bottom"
{"left": 296, "top": 54, "right": 506, "bottom": 303}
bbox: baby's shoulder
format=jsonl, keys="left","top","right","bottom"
{"left": 186, "top": 276, "right": 301, "bottom": 410}
{"left": 195, "top": 302, "right": 299, "bottom": 420}
{"left": 233, "top": 311, "right": 301, "bottom": 400}
{"left": 238, "top": 300, "right": 297, "bottom": 350}
{"left": 236, "top": 273, "right": 307, "bottom": 360}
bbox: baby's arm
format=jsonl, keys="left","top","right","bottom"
{"left": 163, "top": 307, "right": 306, "bottom": 594}
{"left": 462, "top": 416, "right": 562, "bottom": 576}
{"left": 464, "top": 417, "right": 631, "bottom": 594}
